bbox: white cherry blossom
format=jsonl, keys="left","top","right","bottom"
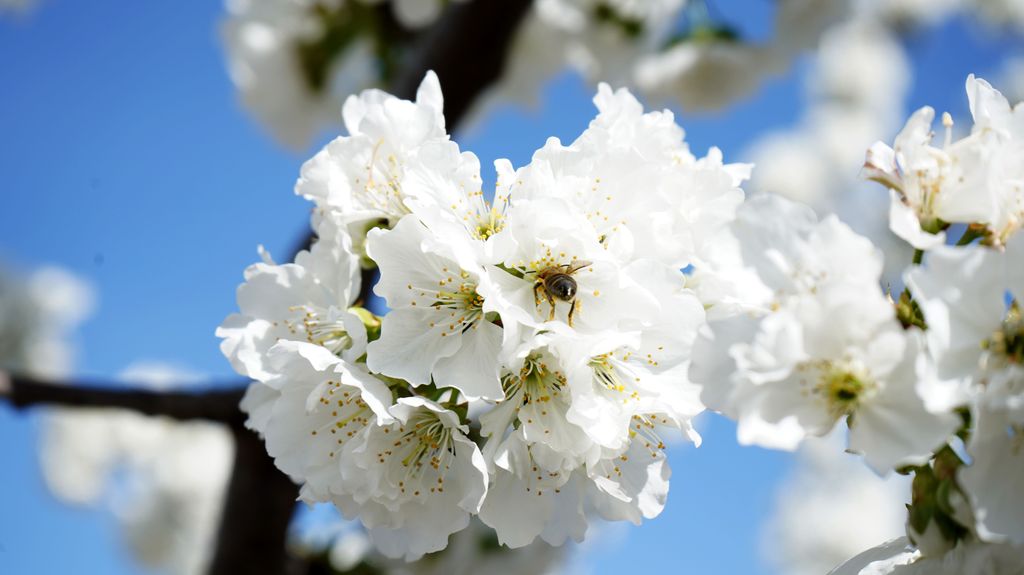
{"left": 509, "top": 83, "right": 748, "bottom": 269}
{"left": 867, "top": 75, "right": 1024, "bottom": 249}
{"left": 295, "top": 72, "right": 458, "bottom": 251}
{"left": 964, "top": 74, "right": 1024, "bottom": 244}
{"left": 364, "top": 214, "right": 507, "bottom": 400}
{"left": 477, "top": 334, "right": 680, "bottom": 548}
{"left": 697, "top": 280, "right": 958, "bottom": 471}
{"left": 217, "top": 220, "right": 365, "bottom": 382}
{"left": 692, "top": 196, "right": 959, "bottom": 469}
{"left": 400, "top": 152, "right": 511, "bottom": 268}
{"left": 692, "top": 194, "right": 883, "bottom": 316}
{"left": 332, "top": 397, "right": 488, "bottom": 560}
{"left": 552, "top": 263, "right": 705, "bottom": 451}
{"left": 865, "top": 107, "right": 982, "bottom": 249}
{"left": 486, "top": 198, "right": 661, "bottom": 336}
{"left": 242, "top": 341, "right": 395, "bottom": 502}
{"left": 906, "top": 237, "right": 1024, "bottom": 544}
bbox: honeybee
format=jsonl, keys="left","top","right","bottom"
{"left": 533, "top": 260, "right": 592, "bottom": 327}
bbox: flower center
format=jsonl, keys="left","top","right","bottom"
{"left": 424, "top": 274, "right": 484, "bottom": 337}
{"left": 310, "top": 380, "right": 372, "bottom": 459}
{"left": 629, "top": 415, "right": 667, "bottom": 458}
{"left": 820, "top": 368, "right": 868, "bottom": 420}
{"left": 395, "top": 410, "right": 454, "bottom": 473}
{"left": 985, "top": 304, "right": 1024, "bottom": 367}
{"left": 473, "top": 205, "right": 506, "bottom": 240}
{"left": 287, "top": 306, "right": 354, "bottom": 356}
{"left": 357, "top": 139, "right": 412, "bottom": 219}
{"left": 505, "top": 352, "right": 567, "bottom": 405}
{"left": 796, "top": 357, "right": 878, "bottom": 421}
{"left": 589, "top": 353, "right": 644, "bottom": 403}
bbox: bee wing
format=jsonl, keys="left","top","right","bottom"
{"left": 566, "top": 260, "right": 592, "bottom": 274}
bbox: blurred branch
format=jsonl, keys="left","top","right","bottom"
{"left": 0, "top": 372, "right": 301, "bottom": 574}
{"left": 208, "top": 426, "right": 302, "bottom": 575}
{"left": 391, "top": 0, "right": 533, "bottom": 127}
{"left": 1, "top": 372, "right": 247, "bottom": 425}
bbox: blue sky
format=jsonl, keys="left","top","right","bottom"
{"left": 0, "top": 1, "right": 1021, "bottom": 573}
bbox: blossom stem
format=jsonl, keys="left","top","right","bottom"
{"left": 955, "top": 226, "right": 984, "bottom": 246}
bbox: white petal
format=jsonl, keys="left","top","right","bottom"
{"left": 431, "top": 320, "right": 504, "bottom": 400}
{"left": 888, "top": 190, "right": 947, "bottom": 250}
{"left": 961, "top": 409, "right": 1024, "bottom": 544}
{"left": 366, "top": 307, "right": 462, "bottom": 386}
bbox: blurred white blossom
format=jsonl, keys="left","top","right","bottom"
{"left": 222, "top": 0, "right": 374, "bottom": 149}
{"left": 0, "top": 265, "right": 93, "bottom": 378}
{"left": 906, "top": 238, "right": 1024, "bottom": 545}
{"left": 40, "top": 362, "right": 233, "bottom": 575}
{"left": 0, "top": 0, "right": 37, "bottom": 14}
{"left": 690, "top": 195, "right": 959, "bottom": 471}
{"left": 745, "top": 16, "right": 913, "bottom": 281}
{"left": 762, "top": 431, "right": 909, "bottom": 575}
{"left": 829, "top": 537, "right": 1024, "bottom": 574}
{"left": 635, "top": 37, "right": 780, "bottom": 111}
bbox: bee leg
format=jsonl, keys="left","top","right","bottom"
{"left": 568, "top": 299, "right": 579, "bottom": 327}
{"left": 546, "top": 291, "right": 557, "bottom": 322}
{"left": 533, "top": 282, "right": 543, "bottom": 309}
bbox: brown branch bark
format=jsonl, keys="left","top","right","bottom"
{"left": 2, "top": 373, "right": 246, "bottom": 425}
{"left": 390, "top": 0, "right": 534, "bottom": 125}
{"left": 0, "top": 373, "right": 303, "bottom": 574}
{"left": 208, "top": 426, "right": 302, "bottom": 575}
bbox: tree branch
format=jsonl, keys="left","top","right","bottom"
{"left": 390, "top": 0, "right": 534, "bottom": 126}
{"left": 208, "top": 426, "right": 302, "bottom": 575}
{"left": 1, "top": 372, "right": 247, "bottom": 426}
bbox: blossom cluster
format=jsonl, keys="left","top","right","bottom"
{"left": 693, "top": 76, "right": 1024, "bottom": 572}
{"left": 221, "top": 0, "right": 471, "bottom": 148}
{"left": 219, "top": 52, "right": 1024, "bottom": 567}
{"left": 219, "top": 71, "right": 748, "bottom": 559}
